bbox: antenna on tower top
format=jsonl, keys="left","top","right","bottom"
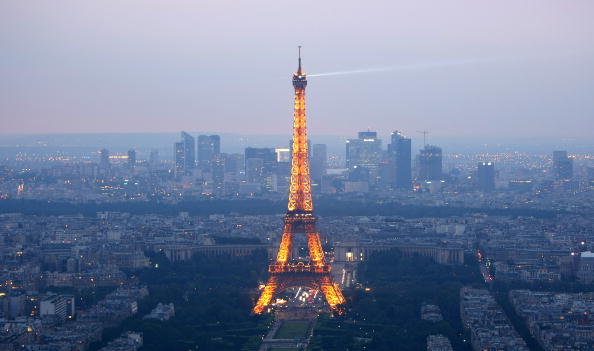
{"left": 298, "top": 45, "right": 302, "bottom": 73}
{"left": 417, "top": 130, "right": 429, "bottom": 147}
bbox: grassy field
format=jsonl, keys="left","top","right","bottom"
{"left": 274, "top": 320, "right": 311, "bottom": 339}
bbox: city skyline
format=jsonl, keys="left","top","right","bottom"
{"left": 2, "top": 3, "right": 594, "bottom": 351}
{"left": 1, "top": 1, "right": 593, "bottom": 137}
{"left": 1, "top": 63, "right": 593, "bottom": 351}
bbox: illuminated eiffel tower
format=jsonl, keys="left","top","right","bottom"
{"left": 253, "top": 48, "right": 346, "bottom": 315}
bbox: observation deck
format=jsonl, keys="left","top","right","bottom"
{"left": 269, "top": 261, "right": 331, "bottom": 274}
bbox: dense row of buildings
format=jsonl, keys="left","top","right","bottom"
{"left": 510, "top": 290, "right": 594, "bottom": 350}
{"left": 460, "top": 287, "right": 529, "bottom": 351}
{"left": 0, "top": 285, "right": 147, "bottom": 351}
{"left": 2, "top": 208, "right": 594, "bottom": 349}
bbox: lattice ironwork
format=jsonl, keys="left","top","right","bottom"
{"left": 253, "top": 48, "right": 346, "bottom": 315}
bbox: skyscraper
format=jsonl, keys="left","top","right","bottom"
{"left": 174, "top": 142, "right": 184, "bottom": 176}
{"left": 127, "top": 149, "right": 136, "bottom": 169}
{"left": 197, "top": 135, "right": 221, "bottom": 173}
{"left": 275, "top": 148, "right": 291, "bottom": 163}
{"left": 224, "top": 153, "right": 244, "bottom": 176}
{"left": 244, "top": 147, "right": 277, "bottom": 188}
{"left": 245, "top": 158, "right": 264, "bottom": 183}
{"left": 212, "top": 155, "right": 225, "bottom": 196}
{"left": 174, "top": 131, "right": 195, "bottom": 177}
{"left": 98, "top": 148, "right": 110, "bottom": 178}
{"left": 477, "top": 162, "right": 495, "bottom": 192}
{"left": 310, "top": 144, "right": 327, "bottom": 185}
{"left": 418, "top": 145, "right": 442, "bottom": 181}
{"left": 149, "top": 150, "right": 159, "bottom": 168}
{"left": 346, "top": 131, "right": 382, "bottom": 181}
{"left": 553, "top": 150, "right": 573, "bottom": 180}
{"left": 389, "top": 131, "right": 412, "bottom": 190}
{"left": 99, "top": 149, "right": 110, "bottom": 169}
{"left": 275, "top": 148, "right": 292, "bottom": 192}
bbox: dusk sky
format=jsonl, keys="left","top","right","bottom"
{"left": 1, "top": 1, "right": 593, "bottom": 138}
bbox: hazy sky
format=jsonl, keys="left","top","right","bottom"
{"left": 1, "top": 1, "right": 593, "bottom": 138}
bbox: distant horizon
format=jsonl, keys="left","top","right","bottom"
{"left": 1, "top": 131, "right": 592, "bottom": 157}
{"left": 1, "top": 130, "right": 593, "bottom": 140}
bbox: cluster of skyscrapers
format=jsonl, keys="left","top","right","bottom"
{"left": 343, "top": 130, "right": 440, "bottom": 192}
{"left": 174, "top": 133, "right": 221, "bottom": 177}
{"left": 168, "top": 130, "right": 579, "bottom": 196}
{"left": 172, "top": 131, "right": 328, "bottom": 195}
{"left": 171, "top": 130, "right": 443, "bottom": 194}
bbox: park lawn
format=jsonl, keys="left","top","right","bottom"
{"left": 274, "top": 320, "right": 311, "bottom": 339}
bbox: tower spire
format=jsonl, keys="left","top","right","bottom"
{"left": 298, "top": 45, "right": 302, "bottom": 73}
{"left": 289, "top": 45, "right": 310, "bottom": 212}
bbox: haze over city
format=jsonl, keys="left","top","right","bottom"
{"left": 2, "top": 2, "right": 594, "bottom": 351}
{"left": 1, "top": 1, "right": 593, "bottom": 137}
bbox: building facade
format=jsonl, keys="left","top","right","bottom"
{"left": 346, "top": 131, "right": 382, "bottom": 182}
{"left": 197, "top": 135, "right": 221, "bottom": 173}
{"left": 174, "top": 131, "right": 195, "bottom": 177}
{"left": 389, "top": 131, "right": 412, "bottom": 190}
{"left": 477, "top": 162, "right": 495, "bottom": 192}
{"left": 418, "top": 145, "right": 443, "bottom": 181}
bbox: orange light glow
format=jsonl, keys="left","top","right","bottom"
{"left": 253, "top": 55, "right": 345, "bottom": 315}
{"left": 275, "top": 224, "right": 293, "bottom": 263}
{"left": 287, "top": 87, "right": 313, "bottom": 213}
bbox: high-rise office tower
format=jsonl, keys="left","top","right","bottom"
{"left": 275, "top": 148, "right": 292, "bottom": 191}
{"left": 477, "top": 162, "right": 495, "bottom": 192}
{"left": 418, "top": 145, "right": 442, "bottom": 181}
{"left": 553, "top": 150, "right": 573, "bottom": 180}
{"left": 174, "top": 131, "right": 195, "bottom": 177}
{"left": 276, "top": 148, "right": 291, "bottom": 163}
{"left": 174, "top": 142, "right": 185, "bottom": 176}
{"left": 346, "top": 131, "right": 382, "bottom": 180}
{"left": 149, "top": 150, "right": 159, "bottom": 168}
{"left": 245, "top": 158, "right": 264, "bottom": 183}
{"left": 197, "top": 135, "right": 221, "bottom": 172}
{"left": 99, "top": 148, "right": 110, "bottom": 178}
{"left": 127, "top": 149, "right": 136, "bottom": 168}
{"left": 225, "top": 153, "right": 244, "bottom": 176}
{"left": 99, "top": 149, "right": 110, "bottom": 168}
{"left": 310, "top": 144, "right": 327, "bottom": 185}
{"left": 389, "top": 131, "right": 412, "bottom": 190}
{"left": 212, "top": 155, "right": 225, "bottom": 196}
{"left": 181, "top": 132, "right": 196, "bottom": 171}
{"left": 245, "top": 147, "right": 277, "bottom": 186}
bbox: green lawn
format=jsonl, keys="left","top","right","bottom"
{"left": 274, "top": 320, "right": 310, "bottom": 339}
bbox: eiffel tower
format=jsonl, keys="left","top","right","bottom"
{"left": 253, "top": 47, "right": 346, "bottom": 315}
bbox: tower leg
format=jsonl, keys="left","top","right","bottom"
{"left": 253, "top": 276, "right": 278, "bottom": 314}
{"left": 276, "top": 223, "right": 294, "bottom": 263}
{"left": 319, "top": 275, "right": 346, "bottom": 314}
{"left": 306, "top": 224, "right": 325, "bottom": 266}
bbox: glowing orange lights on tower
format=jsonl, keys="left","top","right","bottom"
{"left": 253, "top": 47, "right": 346, "bottom": 315}
{"left": 287, "top": 47, "right": 313, "bottom": 213}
